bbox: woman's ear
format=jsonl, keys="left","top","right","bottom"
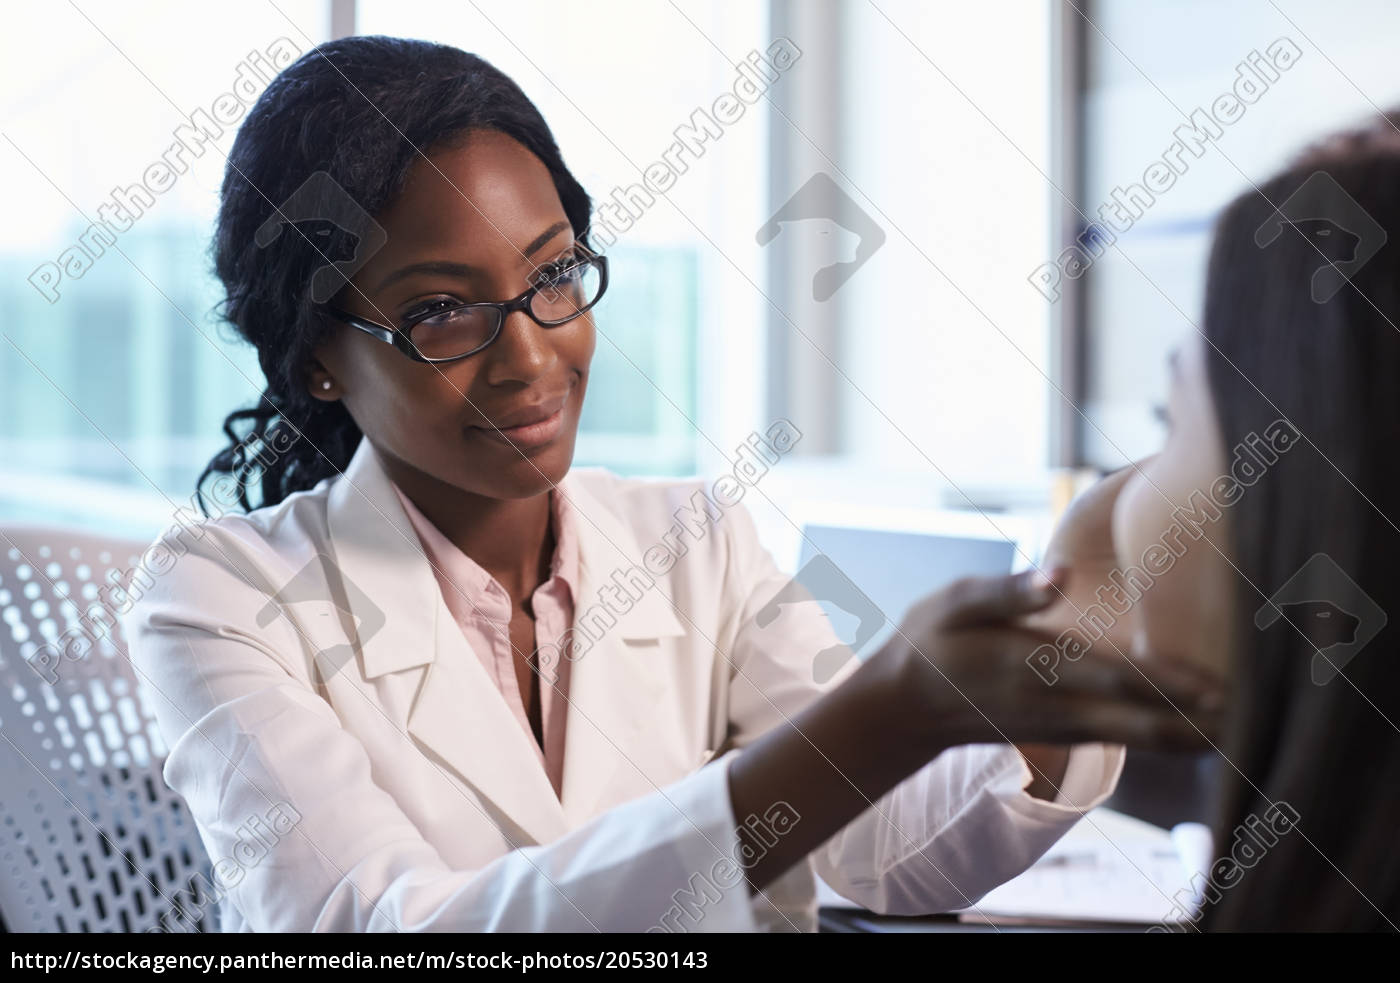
{"left": 306, "top": 358, "right": 340, "bottom": 401}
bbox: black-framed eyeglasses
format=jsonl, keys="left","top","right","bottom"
{"left": 322, "top": 250, "right": 608, "bottom": 364}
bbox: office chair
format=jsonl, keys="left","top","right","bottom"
{"left": 0, "top": 526, "right": 214, "bottom": 932}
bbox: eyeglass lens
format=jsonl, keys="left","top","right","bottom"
{"left": 407, "top": 258, "right": 603, "bottom": 360}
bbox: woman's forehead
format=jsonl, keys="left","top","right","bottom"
{"left": 369, "top": 134, "right": 570, "bottom": 270}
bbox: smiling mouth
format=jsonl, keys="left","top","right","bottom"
{"left": 469, "top": 405, "right": 566, "bottom": 450}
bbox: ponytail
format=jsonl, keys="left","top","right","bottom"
{"left": 195, "top": 388, "right": 361, "bottom": 516}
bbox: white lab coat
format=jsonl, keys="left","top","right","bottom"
{"left": 121, "top": 438, "right": 1123, "bottom": 932}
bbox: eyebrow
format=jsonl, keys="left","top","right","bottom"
{"left": 372, "top": 220, "right": 572, "bottom": 293}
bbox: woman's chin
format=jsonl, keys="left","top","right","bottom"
{"left": 491, "top": 442, "right": 577, "bottom": 498}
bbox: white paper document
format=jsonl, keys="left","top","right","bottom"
{"left": 815, "top": 807, "right": 1207, "bottom": 926}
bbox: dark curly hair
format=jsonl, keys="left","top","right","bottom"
{"left": 197, "top": 35, "right": 594, "bottom": 514}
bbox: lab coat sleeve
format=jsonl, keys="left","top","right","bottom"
{"left": 716, "top": 498, "right": 1125, "bottom": 917}
{"left": 123, "top": 522, "right": 758, "bottom": 933}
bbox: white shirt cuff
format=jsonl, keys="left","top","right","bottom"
{"left": 1017, "top": 743, "right": 1126, "bottom": 813}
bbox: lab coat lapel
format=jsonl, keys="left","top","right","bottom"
{"left": 408, "top": 614, "right": 570, "bottom": 845}
{"left": 556, "top": 470, "right": 688, "bottom": 828}
{"left": 325, "top": 440, "right": 569, "bottom": 845}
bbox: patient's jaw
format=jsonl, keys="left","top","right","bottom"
{"left": 1111, "top": 335, "right": 1236, "bottom": 677}
{"left": 1023, "top": 463, "right": 1140, "bottom": 658}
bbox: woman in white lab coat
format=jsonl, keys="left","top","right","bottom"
{"left": 121, "top": 36, "right": 1216, "bottom": 932}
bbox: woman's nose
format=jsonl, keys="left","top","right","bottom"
{"left": 481, "top": 308, "right": 555, "bottom": 386}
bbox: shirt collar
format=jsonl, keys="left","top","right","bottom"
{"left": 389, "top": 479, "right": 580, "bottom": 609}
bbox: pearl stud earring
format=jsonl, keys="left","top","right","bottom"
{"left": 320, "top": 379, "right": 333, "bottom": 390}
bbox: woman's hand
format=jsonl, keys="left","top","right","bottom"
{"left": 879, "top": 567, "right": 1223, "bottom": 754}
{"left": 726, "top": 548, "right": 1221, "bottom": 897}
{"left": 1014, "top": 463, "right": 1154, "bottom": 795}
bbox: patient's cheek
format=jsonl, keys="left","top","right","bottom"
{"left": 1133, "top": 557, "right": 1202, "bottom": 662}
{"left": 1024, "top": 578, "right": 1136, "bottom": 659}
{"left": 1138, "top": 562, "right": 1234, "bottom": 677}
{"left": 1113, "top": 478, "right": 1234, "bottom": 674}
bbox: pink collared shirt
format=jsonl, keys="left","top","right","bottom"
{"left": 390, "top": 482, "right": 578, "bottom": 800}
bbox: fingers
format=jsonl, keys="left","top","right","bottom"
{"left": 1012, "top": 642, "right": 1225, "bottom": 749}
{"left": 934, "top": 567, "right": 1071, "bottom": 630}
{"left": 928, "top": 687, "right": 1223, "bottom": 752}
{"left": 1016, "top": 702, "right": 1223, "bottom": 753}
{"left": 897, "top": 619, "right": 1226, "bottom": 753}
{"left": 956, "top": 689, "right": 1222, "bottom": 750}
{"left": 1042, "top": 646, "right": 1224, "bottom": 713}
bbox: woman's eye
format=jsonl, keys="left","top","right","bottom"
{"left": 1152, "top": 402, "right": 1173, "bottom": 432}
{"left": 536, "top": 254, "right": 583, "bottom": 286}
{"left": 404, "top": 298, "right": 460, "bottom": 323}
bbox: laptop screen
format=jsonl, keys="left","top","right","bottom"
{"left": 796, "top": 523, "right": 1019, "bottom": 661}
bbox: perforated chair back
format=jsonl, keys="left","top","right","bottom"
{"left": 0, "top": 525, "right": 214, "bottom": 933}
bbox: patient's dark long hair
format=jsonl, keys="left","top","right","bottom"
{"left": 196, "top": 35, "right": 593, "bottom": 514}
{"left": 1199, "top": 112, "right": 1400, "bottom": 930}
